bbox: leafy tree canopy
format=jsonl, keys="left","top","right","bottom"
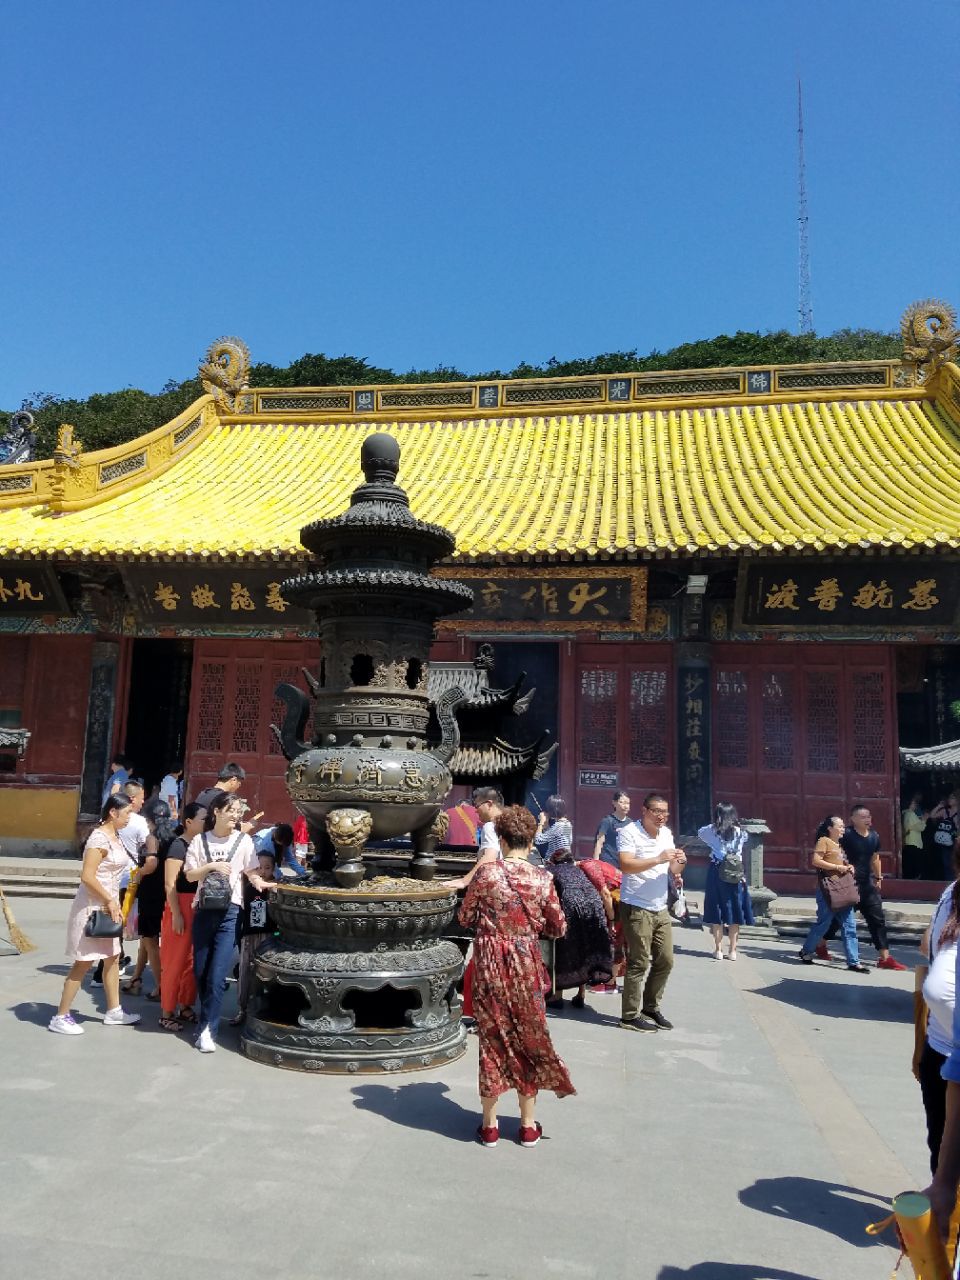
{"left": 5, "top": 327, "right": 902, "bottom": 458}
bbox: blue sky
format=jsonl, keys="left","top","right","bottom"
{"left": 1, "top": 1, "right": 957, "bottom": 406}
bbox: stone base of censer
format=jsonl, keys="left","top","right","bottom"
{"left": 240, "top": 876, "right": 466, "bottom": 1075}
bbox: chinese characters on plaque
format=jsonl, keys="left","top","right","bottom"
{"left": 0, "top": 562, "right": 69, "bottom": 615}
{"left": 578, "top": 770, "right": 619, "bottom": 788}
{"left": 125, "top": 568, "right": 313, "bottom": 626}
{"left": 434, "top": 567, "right": 647, "bottom": 632}
{"left": 739, "top": 562, "right": 960, "bottom": 629}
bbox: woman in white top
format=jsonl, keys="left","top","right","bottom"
{"left": 918, "top": 865, "right": 960, "bottom": 1173}
{"left": 49, "top": 795, "right": 142, "bottom": 1035}
{"left": 533, "top": 796, "right": 574, "bottom": 863}
{"left": 183, "top": 791, "right": 276, "bottom": 1052}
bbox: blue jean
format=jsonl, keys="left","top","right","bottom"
{"left": 192, "top": 904, "right": 239, "bottom": 1036}
{"left": 801, "top": 889, "right": 859, "bottom": 965}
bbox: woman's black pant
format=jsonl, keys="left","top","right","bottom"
{"left": 918, "top": 1040, "right": 948, "bottom": 1175}
{"left": 823, "top": 882, "right": 888, "bottom": 951}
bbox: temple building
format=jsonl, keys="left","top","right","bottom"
{"left": 1, "top": 303, "right": 960, "bottom": 895}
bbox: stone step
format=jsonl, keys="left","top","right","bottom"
{"left": 0, "top": 875, "right": 78, "bottom": 899}
{"left": 0, "top": 860, "right": 81, "bottom": 880}
{"left": 0, "top": 856, "right": 82, "bottom": 900}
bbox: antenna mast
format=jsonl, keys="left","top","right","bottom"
{"left": 797, "top": 79, "right": 813, "bottom": 335}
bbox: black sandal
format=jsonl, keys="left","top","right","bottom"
{"left": 158, "top": 1015, "right": 183, "bottom": 1032}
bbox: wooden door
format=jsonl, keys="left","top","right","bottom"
{"left": 711, "top": 643, "right": 897, "bottom": 871}
{"left": 185, "top": 639, "right": 316, "bottom": 824}
{"left": 573, "top": 643, "right": 673, "bottom": 856}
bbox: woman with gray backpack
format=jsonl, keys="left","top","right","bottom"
{"left": 699, "top": 802, "right": 754, "bottom": 962}
{"left": 183, "top": 791, "right": 276, "bottom": 1053}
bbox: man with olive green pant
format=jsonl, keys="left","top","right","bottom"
{"left": 616, "top": 793, "right": 687, "bottom": 1032}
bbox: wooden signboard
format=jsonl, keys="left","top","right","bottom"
{"left": 436, "top": 565, "right": 647, "bottom": 633}
{"left": 737, "top": 560, "right": 960, "bottom": 630}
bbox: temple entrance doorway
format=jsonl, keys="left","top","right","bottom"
{"left": 124, "top": 639, "right": 193, "bottom": 797}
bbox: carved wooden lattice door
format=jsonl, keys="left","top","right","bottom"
{"left": 185, "top": 639, "right": 316, "bottom": 822}
{"left": 711, "top": 643, "right": 897, "bottom": 872}
{"left": 573, "top": 642, "right": 673, "bottom": 857}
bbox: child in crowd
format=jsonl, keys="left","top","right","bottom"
{"left": 254, "top": 822, "right": 308, "bottom": 878}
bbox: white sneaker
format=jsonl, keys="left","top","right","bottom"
{"left": 195, "top": 1027, "right": 216, "bottom": 1053}
{"left": 48, "top": 1013, "right": 84, "bottom": 1035}
{"left": 103, "top": 1006, "right": 141, "bottom": 1026}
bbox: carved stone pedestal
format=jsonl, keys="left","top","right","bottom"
{"left": 240, "top": 880, "right": 466, "bottom": 1074}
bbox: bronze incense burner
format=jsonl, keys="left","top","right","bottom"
{"left": 241, "top": 432, "right": 473, "bottom": 1074}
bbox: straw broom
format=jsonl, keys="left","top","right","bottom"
{"left": 0, "top": 884, "right": 37, "bottom": 953}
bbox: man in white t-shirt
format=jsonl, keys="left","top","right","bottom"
{"left": 616, "top": 792, "right": 686, "bottom": 1033}
{"left": 118, "top": 781, "right": 150, "bottom": 871}
{"left": 442, "top": 787, "right": 504, "bottom": 891}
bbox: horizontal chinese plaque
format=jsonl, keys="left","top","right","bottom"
{"left": 124, "top": 567, "right": 313, "bottom": 626}
{"left": 737, "top": 560, "right": 959, "bottom": 629}
{"left": 0, "top": 561, "right": 70, "bottom": 615}
{"left": 435, "top": 565, "right": 647, "bottom": 633}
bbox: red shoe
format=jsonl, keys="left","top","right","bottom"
{"left": 518, "top": 1122, "right": 543, "bottom": 1148}
{"left": 815, "top": 941, "right": 830, "bottom": 961}
{"left": 476, "top": 1124, "right": 499, "bottom": 1147}
{"left": 877, "top": 955, "right": 908, "bottom": 971}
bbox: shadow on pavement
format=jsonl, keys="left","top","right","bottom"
{"left": 739, "top": 1175, "right": 890, "bottom": 1247}
{"left": 9, "top": 1000, "right": 56, "bottom": 1027}
{"left": 659, "top": 1266, "right": 824, "bottom": 1279}
{"left": 747, "top": 977, "right": 913, "bottom": 1023}
{"left": 351, "top": 1080, "right": 478, "bottom": 1142}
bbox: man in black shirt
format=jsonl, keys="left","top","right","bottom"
{"left": 193, "top": 763, "right": 259, "bottom": 835}
{"left": 593, "top": 791, "right": 632, "bottom": 867}
{"left": 194, "top": 762, "right": 245, "bottom": 811}
{"left": 820, "top": 805, "right": 906, "bottom": 970}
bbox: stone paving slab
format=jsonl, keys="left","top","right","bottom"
{"left": 0, "top": 897, "right": 932, "bottom": 1280}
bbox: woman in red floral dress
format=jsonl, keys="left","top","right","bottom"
{"left": 459, "top": 805, "right": 576, "bottom": 1148}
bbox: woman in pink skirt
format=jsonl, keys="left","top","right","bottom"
{"left": 49, "top": 794, "right": 143, "bottom": 1035}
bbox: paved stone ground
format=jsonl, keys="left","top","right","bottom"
{"left": 0, "top": 897, "right": 933, "bottom": 1280}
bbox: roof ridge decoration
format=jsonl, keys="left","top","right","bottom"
{"left": 199, "top": 336, "right": 251, "bottom": 413}
{"left": 899, "top": 300, "right": 959, "bottom": 387}
{"left": 0, "top": 395, "right": 217, "bottom": 514}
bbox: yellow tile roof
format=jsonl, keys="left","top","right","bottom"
{"left": 3, "top": 393, "right": 960, "bottom": 561}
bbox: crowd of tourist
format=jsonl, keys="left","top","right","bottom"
{"left": 50, "top": 763, "right": 292, "bottom": 1049}
{"left": 52, "top": 760, "right": 933, "bottom": 1155}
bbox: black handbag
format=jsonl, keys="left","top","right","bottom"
{"left": 84, "top": 909, "right": 123, "bottom": 939}
{"left": 195, "top": 833, "right": 242, "bottom": 911}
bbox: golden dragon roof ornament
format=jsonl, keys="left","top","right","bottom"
{"left": 199, "top": 336, "right": 251, "bottom": 412}
{"left": 899, "top": 299, "right": 959, "bottom": 386}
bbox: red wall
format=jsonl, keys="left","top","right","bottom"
{"left": 0, "top": 634, "right": 92, "bottom": 783}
